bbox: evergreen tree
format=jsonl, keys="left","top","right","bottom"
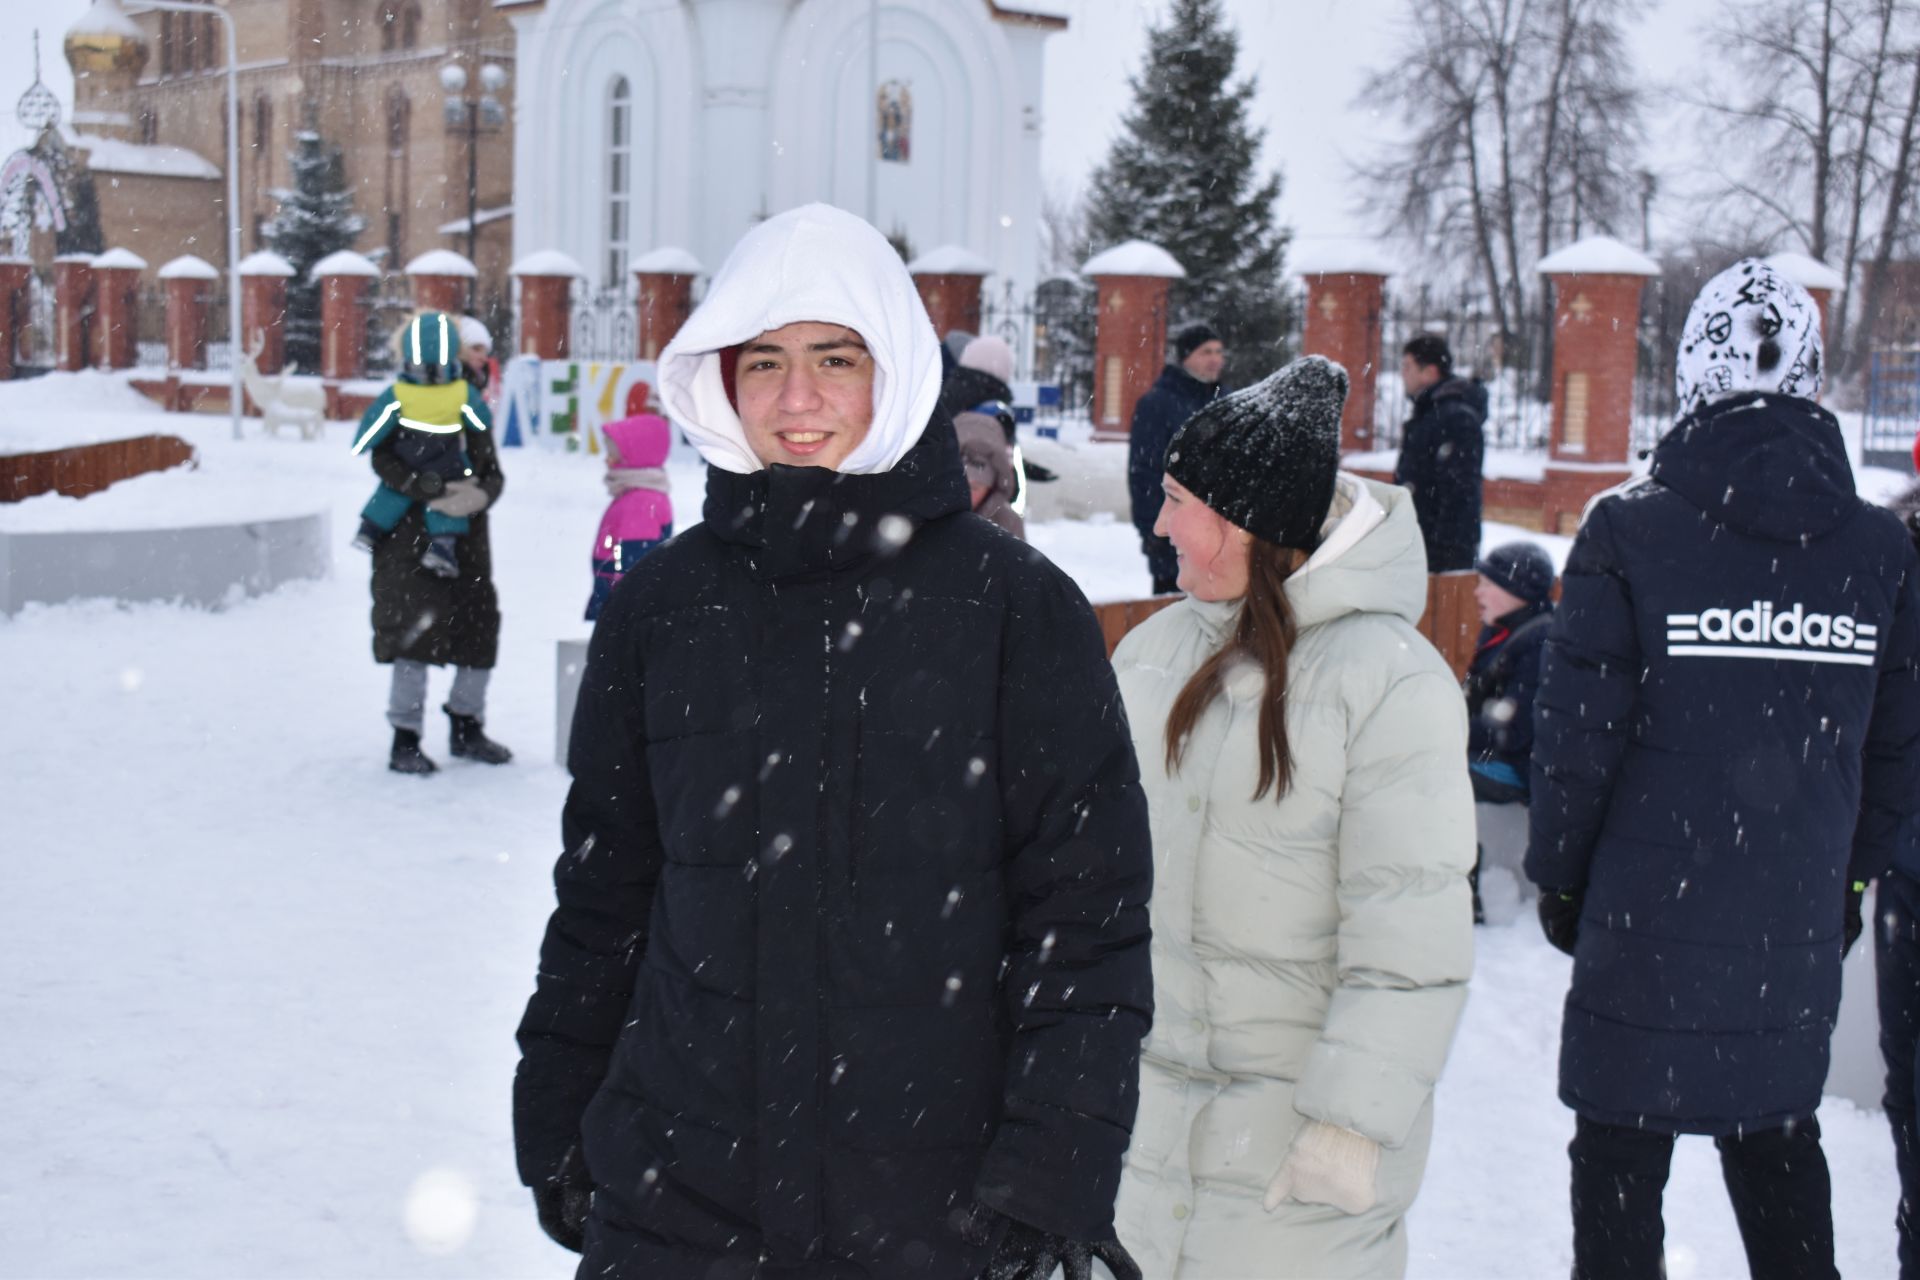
{"left": 263, "top": 131, "right": 365, "bottom": 370}
{"left": 34, "top": 130, "right": 104, "bottom": 258}
{"left": 1084, "top": 0, "right": 1292, "bottom": 382}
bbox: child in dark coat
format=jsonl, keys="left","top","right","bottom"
{"left": 351, "top": 311, "right": 493, "bottom": 579}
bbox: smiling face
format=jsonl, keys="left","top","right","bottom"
{"left": 1154, "top": 474, "right": 1253, "bottom": 601}
{"left": 734, "top": 322, "right": 876, "bottom": 470}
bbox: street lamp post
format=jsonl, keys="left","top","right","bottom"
{"left": 439, "top": 60, "right": 508, "bottom": 300}
{"left": 144, "top": 0, "right": 241, "bottom": 441}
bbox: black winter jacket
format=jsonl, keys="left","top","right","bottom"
{"left": 514, "top": 420, "right": 1155, "bottom": 1277}
{"left": 1465, "top": 600, "right": 1553, "bottom": 780}
{"left": 1526, "top": 392, "right": 1920, "bottom": 1134}
{"left": 367, "top": 421, "right": 503, "bottom": 667}
{"left": 1393, "top": 377, "right": 1486, "bottom": 572}
{"left": 1127, "top": 364, "right": 1220, "bottom": 547}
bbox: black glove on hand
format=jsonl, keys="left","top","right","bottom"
{"left": 1538, "top": 889, "right": 1582, "bottom": 957}
{"left": 532, "top": 1143, "right": 592, "bottom": 1254}
{"left": 1844, "top": 880, "right": 1867, "bottom": 959}
{"left": 967, "top": 1207, "right": 1142, "bottom": 1280}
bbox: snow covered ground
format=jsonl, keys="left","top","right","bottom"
{"left": 0, "top": 376, "right": 1906, "bottom": 1277}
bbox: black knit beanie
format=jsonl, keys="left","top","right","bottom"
{"left": 1475, "top": 542, "right": 1555, "bottom": 605}
{"left": 1174, "top": 323, "right": 1220, "bottom": 363}
{"left": 1164, "top": 355, "right": 1347, "bottom": 551}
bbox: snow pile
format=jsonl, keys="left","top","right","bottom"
{"left": 70, "top": 133, "right": 221, "bottom": 181}
{"left": 629, "top": 246, "right": 702, "bottom": 276}
{"left": 906, "top": 245, "right": 993, "bottom": 276}
{"left": 0, "top": 370, "right": 173, "bottom": 454}
{"left": 405, "top": 250, "right": 479, "bottom": 279}
{"left": 509, "top": 250, "right": 585, "bottom": 279}
{"left": 1535, "top": 235, "right": 1660, "bottom": 277}
{"left": 237, "top": 251, "right": 296, "bottom": 278}
{"left": 157, "top": 255, "right": 219, "bottom": 281}
{"left": 1081, "top": 240, "right": 1186, "bottom": 279}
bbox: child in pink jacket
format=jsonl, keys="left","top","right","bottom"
{"left": 585, "top": 413, "right": 675, "bottom": 621}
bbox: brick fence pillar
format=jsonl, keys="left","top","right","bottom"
{"left": 91, "top": 248, "right": 147, "bottom": 371}
{"left": 1084, "top": 240, "right": 1186, "bottom": 440}
{"left": 512, "top": 251, "right": 584, "bottom": 360}
{"left": 161, "top": 273, "right": 213, "bottom": 373}
{"left": 406, "top": 249, "right": 477, "bottom": 315}
{"left": 632, "top": 247, "right": 702, "bottom": 362}
{"left": 0, "top": 258, "right": 30, "bottom": 381}
{"left": 53, "top": 254, "right": 95, "bottom": 372}
{"left": 1298, "top": 255, "right": 1391, "bottom": 453}
{"left": 1763, "top": 251, "right": 1845, "bottom": 398}
{"left": 312, "top": 250, "right": 380, "bottom": 382}
{"left": 908, "top": 246, "right": 993, "bottom": 342}
{"left": 1536, "top": 236, "right": 1661, "bottom": 534}
{"left": 238, "top": 250, "right": 294, "bottom": 375}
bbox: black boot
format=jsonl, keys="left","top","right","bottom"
{"left": 389, "top": 726, "right": 438, "bottom": 775}
{"left": 1470, "top": 844, "right": 1486, "bottom": 925}
{"left": 446, "top": 706, "right": 513, "bottom": 764}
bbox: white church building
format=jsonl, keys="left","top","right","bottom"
{"left": 505, "top": 0, "right": 1067, "bottom": 300}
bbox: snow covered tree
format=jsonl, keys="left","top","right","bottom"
{"left": 263, "top": 131, "right": 365, "bottom": 371}
{"left": 1083, "top": 0, "right": 1292, "bottom": 382}
{"left": 36, "top": 130, "right": 104, "bottom": 258}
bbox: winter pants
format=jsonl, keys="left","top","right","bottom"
{"left": 1878, "top": 869, "right": 1920, "bottom": 1279}
{"left": 386, "top": 659, "right": 490, "bottom": 733}
{"left": 1568, "top": 1115, "right": 1836, "bottom": 1280}
{"left": 362, "top": 482, "right": 469, "bottom": 536}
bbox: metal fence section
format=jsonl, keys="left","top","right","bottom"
{"left": 363, "top": 278, "right": 415, "bottom": 378}
{"left": 12, "top": 272, "right": 55, "bottom": 377}
{"left": 1368, "top": 285, "right": 1553, "bottom": 453}
{"left": 1865, "top": 348, "right": 1920, "bottom": 467}
{"left": 572, "top": 284, "right": 636, "bottom": 364}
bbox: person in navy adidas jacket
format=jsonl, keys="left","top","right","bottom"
{"left": 1526, "top": 259, "right": 1920, "bottom": 1280}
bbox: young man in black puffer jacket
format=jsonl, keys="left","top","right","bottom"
{"left": 513, "top": 204, "right": 1152, "bottom": 1280}
{"left": 1393, "top": 332, "right": 1487, "bottom": 573}
{"left": 1527, "top": 259, "right": 1920, "bottom": 1280}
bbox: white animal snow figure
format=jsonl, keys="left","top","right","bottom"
{"left": 238, "top": 332, "right": 328, "bottom": 441}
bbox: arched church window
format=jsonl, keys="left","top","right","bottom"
{"left": 202, "top": 15, "right": 218, "bottom": 70}
{"left": 380, "top": 2, "right": 398, "bottom": 53}
{"left": 606, "top": 76, "right": 632, "bottom": 287}
{"left": 401, "top": 4, "right": 421, "bottom": 51}
{"left": 139, "top": 107, "right": 159, "bottom": 146}
{"left": 253, "top": 94, "right": 272, "bottom": 157}
{"left": 159, "top": 12, "right": 174, "bottom": 77}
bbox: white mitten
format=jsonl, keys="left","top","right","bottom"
{"left": 427, "top": 478, "right": 490, "bottom": 517}
{"left": 1262, "top": 1121, "right": 1380, "bottom": 1216}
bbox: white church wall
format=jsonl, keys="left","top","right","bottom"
{"left": 510, "top": 0, "right": 697, "bottom": 292}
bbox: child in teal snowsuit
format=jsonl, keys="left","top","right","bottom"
{"left": 350, "top": 311, "right": 493, "bottom": 578}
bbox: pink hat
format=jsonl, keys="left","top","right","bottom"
{"left": 959, "top": 334, "right": 1014, "bottom": 386}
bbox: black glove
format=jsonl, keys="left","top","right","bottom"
{"left": 1538, "top": 888, "right": 1582, "bottom": 957}
{"left": 1844, "top": 879, "right": 1867, "bottom": 959}
{"left": 412, "top": 469, "right": 447, "bottom": 498}
{"left": 531, "top": 1143, "right": 592, "bottom": 1254}
{"left": 966, "top": 1207, "right": 1142, "bottom": 1280}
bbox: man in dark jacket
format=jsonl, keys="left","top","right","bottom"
{"left": 1526, "top": 260, "right": 1920, "bottom": 1280}
{"left": 1128, "top": 323, "right": 1223, "bottom": 593}
{"left": 514, "top": 204, "right": 1152, "bottom": 1280}
{"left": 1464, "top": 540, "right": 1555, "bottom": 922}
{"left": 1392, "top": 333, "right": 1485, "bottom": 572}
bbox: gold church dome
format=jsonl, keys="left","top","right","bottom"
{"left": 64, "top": 0, "right": 150, "bottom": 78}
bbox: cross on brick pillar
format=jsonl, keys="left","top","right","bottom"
{"left": 1296, "top": 250, "right": 1392, "bottom": 453}
{"left": 91, "top": 249, "right": 147, "bottom": 371}
{"left": 53, "top": 254, "right": 95, "bottom": 372}
{"left": 1536, "top": 235, "right": 1661, "bottom": 534}
{"left": 512, "top": 251, "right": 585, "bottom": 360}
{"left": 632, "top": 247, "right": 702, "bottom": 362}
{"left": 0, "top": 258, "right": 30, "bottom": 382}
{"left": 238, "top": 251, "right": 295, "bottom": 376}
{"left": 908, "top": 246, "right": 992, "bottom": 343}
{"left": 406, "top": 250, "right": 477, "bottom": 315}
{"left": 159, "top": 255, "right": 221, "bottom": 374}
{"left": 1083, "top": 240, "right": 1186, "bottom": 441}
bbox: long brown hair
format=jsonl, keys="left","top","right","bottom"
{"left": 1164, "top": 540, "right": 1304, "bottom": 801}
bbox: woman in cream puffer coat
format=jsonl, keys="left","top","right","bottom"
{"left": 1112, "top": 356, "right": 1476, "bottom": 1280}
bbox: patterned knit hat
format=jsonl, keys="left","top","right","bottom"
{"left": 1676, "top": 259, "right": 1823, "bottom": 418}
{"left": 1165, "top": 356, "right": 1347, "bottom": 551}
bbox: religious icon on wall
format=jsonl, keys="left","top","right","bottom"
{"left": 876, "top": 80, "right": 912, "bottom": 164}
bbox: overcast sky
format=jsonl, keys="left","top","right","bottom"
{"left": 3, "top": 0, "right": 1715, "bottom": 254}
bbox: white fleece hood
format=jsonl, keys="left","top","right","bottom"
{"left": 657, "top": 203, "right": 945, "bottom": 475}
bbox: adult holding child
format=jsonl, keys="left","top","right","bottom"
{"left": 1111, "top": 356, "right": 1475, "bottom": 1278}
